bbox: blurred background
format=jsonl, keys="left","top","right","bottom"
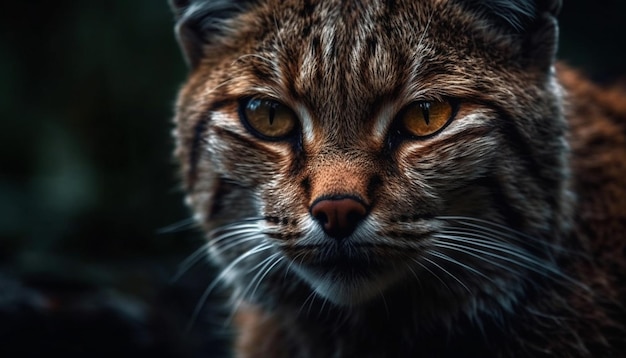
{"left": 0, "top": 0, "right": 624, "bottom": 357}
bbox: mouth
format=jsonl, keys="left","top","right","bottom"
{"left": 291, "top": 241, "right": 384, "bottom": 274}
{"left": 289, "top": 244, "right": 402, "bottom": 306}
{"left": 306, "top": 256, "right": 384, "bottom": 277}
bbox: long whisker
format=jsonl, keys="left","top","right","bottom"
{"left": 250, "top": 255, "right": 285, "bottom": 300}
{"left": 434, "top": 234, "right": 589, "bottom": 292}
{"left": 284, "top": 251, "right": 305, "bottom": 280}
{"left": 317, "top": 295, "right": 330, "bottom": 320}
{"left": 226, "top": 253, "right": 284, "bottom": 326}
{"left": 422, "top": 256, "right": 471, "bottom": 294}
{"left": 298, "top": 290, "right": 318, "bottom": 318}
{"left": 210, "top": 226, "right": 261, "bottom": 242}
{"left": 208, "top": 217, "right": 265, "bottom": 237}
{"left": 186, "top": 242, "right": 272, "bottom": 333}
{"left": 172, "top": 221, "right": 266, "bottom": 283}
{"left": 437, "top": 216, "right": 587, "bottom": 257}
{"left": 243, "top": 252, "right": 282, "bottom": 276}
{"left": 433, "top": 241, "right": 523, "bottom": 278}
{"left": 440, "top": 229, "right": 552, "bottom": 262}
{"left": 156, "top": 217, "right": 197, "bottom": 235}
{"left": 170, "top": 242, "right": 210, "bottom": 283}
{"left": 211, "top": 233, "right": 266, "bottom": 256}
{"left": 412, "top": 258, "right": 452, "bottom": 294}
{"left": 438, "top": 233, "right": 559, "bottom": 273}
{"left": 437, "top": 234, "right": 553, "bottom": 273}
{"left": 209, "top": 216, "right": 267, "bottom": 242}
{"left": 406, "top": 264, "right": 424, "bottom": 293}
{"left": 428, "top": 250, "right": 494, "bottom": 284}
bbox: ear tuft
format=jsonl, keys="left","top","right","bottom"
{"left": 168, "top": 0, "right": 255, "bottom": 68}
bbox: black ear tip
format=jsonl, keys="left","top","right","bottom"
{"left": 169, "top": 0, "right": 193, "bottom": 20}
{"left": 170, "top": 0, "right": 190, "bottom": 7}
{"left": 539, "top": 0, "right": 562, "bottom": 16}
{"left": 169, "top": 0, "right": 191, "bottom": 13}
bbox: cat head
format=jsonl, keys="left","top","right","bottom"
{"left": 170, "top": 0, "right": 571, "bottom": 318}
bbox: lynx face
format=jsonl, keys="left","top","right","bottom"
{"left": 172, "top": 0, "right": 569, "bottom": 315}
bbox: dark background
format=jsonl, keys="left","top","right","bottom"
{"left": 1, "top": 1, "right": 624, "bottom": 357}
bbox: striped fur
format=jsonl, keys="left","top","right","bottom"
{"left": 170, "top": 0, "right": 626, "bottom": 356}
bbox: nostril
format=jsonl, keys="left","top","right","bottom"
{"left": 346, "top": 211, "right": 362, "bottom": 223}
{"left": 310, "top": 196, "right": 368, "bottom": 239}
{"left": 314, "top": 211, "right": 329, "bottom": 225}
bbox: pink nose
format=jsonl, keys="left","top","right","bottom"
{"left": 310, "top": 197, "right": 368, "bottom": 239}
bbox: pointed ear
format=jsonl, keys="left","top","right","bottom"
{"left": 467, "top": 0, "right": 562, "bottom": 71}
{"left": 518, "top": 0, "right": 562, "bottom": 71}
{"left": 168, "top": 0, "right": 254, "bottom": 68}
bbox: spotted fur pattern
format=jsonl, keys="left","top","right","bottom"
{"left": 169, "top": 0, "right": 626, "bottom": 356}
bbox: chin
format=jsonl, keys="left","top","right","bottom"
{"left": 292, "top": 263, "right": 405, "bottom": 307}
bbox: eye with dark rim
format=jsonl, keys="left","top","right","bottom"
{"left": 395, "top": 99, "right": 458, "bottom": 139}
{"left": 238, "top": 98, "right": 299, "bottom": 141}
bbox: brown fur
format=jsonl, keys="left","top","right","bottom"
{"left": 170, "top": 0, "right": 626, "bottom": 356}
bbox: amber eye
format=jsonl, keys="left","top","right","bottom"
{"left": 400, "top": 100, "right": 454, "bottom": 138}
{"left": 240, "top": 98, "right": 298, "bottom": 140}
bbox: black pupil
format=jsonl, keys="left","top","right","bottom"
{"left": 268, "top": 102, "right": 276, "bottom": 125}
{"left": 419, "top": 102, "right": 431, "bottom": 125}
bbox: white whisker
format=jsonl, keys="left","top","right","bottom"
{"left": 438, "top": 216, "right": 586, "bottom": 257}
{"left": 438, "top": 233, "right": 558, "bottom": 272}
{"left": 428, "top": 250, "right": 494, "bottom": 284}
{"left": 422, "top": 256, "right": 471, "bottom": 294}
{"left": 413, "top": 258, "right": 452, "bottom": 293}
{"left": 156, "top": 217, "right": 197, "bottom": 234}
{"left": 211, "top": 233, "right": 265, "bottom": 256}
{"left": 433, "top": 241, "right": 522, "bottom": 277}
{"left": 227, "top": 253, "right": 285, "bottom": 326}
{"left": 209, "top": 216, "right": 263, "bottom": 237}
{"left": 298, "top": 290, "right": 318, "bottom": 318}
{"left": 434, "top": 234, "right": 590, "bottom": 292}
{"left": 249, "top": 255, "right": 285, "bottom": 300}
{"left": 186, "top": 242, "right": 273, "bottom": 332}
{"left": 170, "top": 242, "right": 211, "bottom": 283}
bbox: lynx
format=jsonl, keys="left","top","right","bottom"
{"left": 169, "top": 0, "right": 626, "bottom": 356}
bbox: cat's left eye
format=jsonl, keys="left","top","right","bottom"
{"left": 399, "top": 100, "right": 454, "bottom": 138}
{"left": 239, "top": 98, "right": 298, "bottom": 140}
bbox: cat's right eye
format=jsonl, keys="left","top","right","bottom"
{"left": 239, "top": 98, "right": 298, "bottom": 140}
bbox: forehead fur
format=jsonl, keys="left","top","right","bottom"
{"left": 184, "top": 0, "right": 535, "bottom": 130}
